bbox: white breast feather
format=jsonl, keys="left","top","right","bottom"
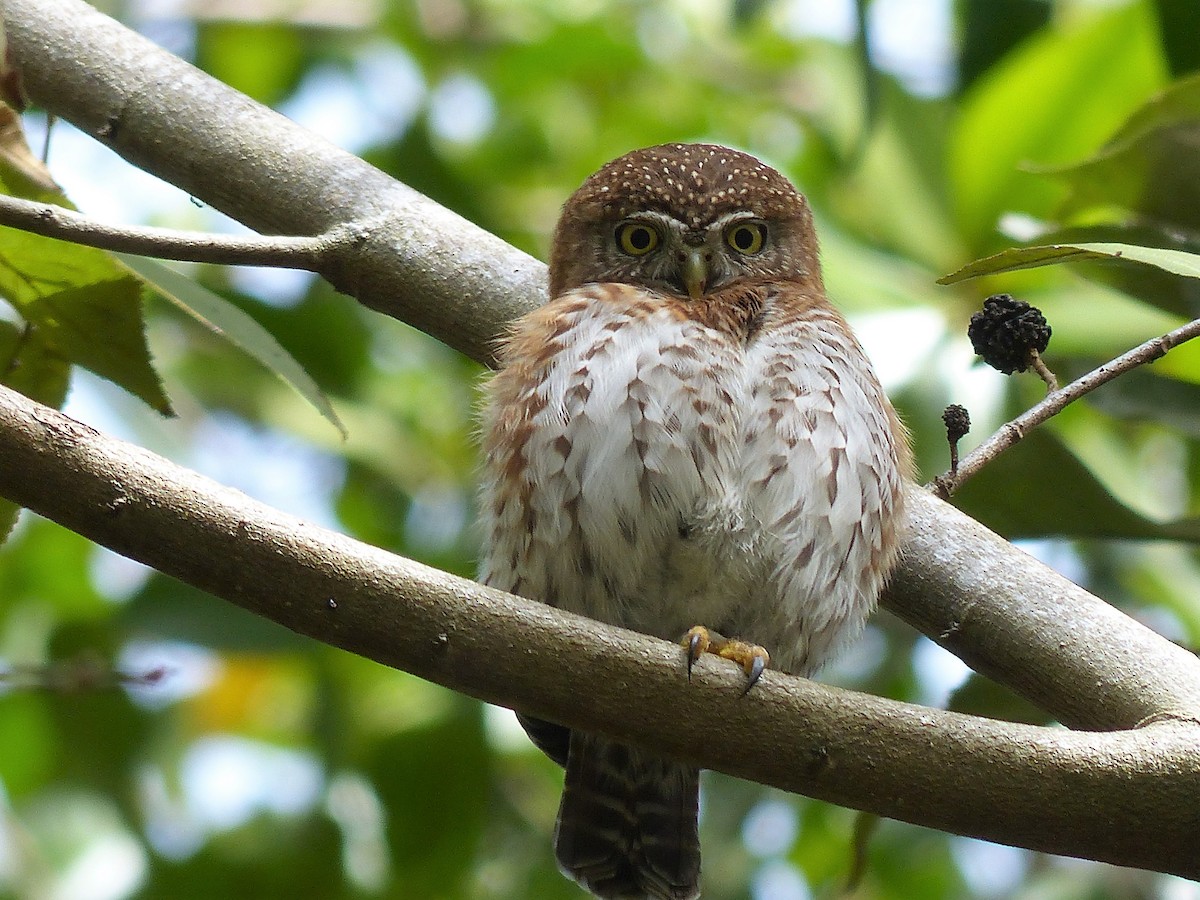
{"left": 479, "top": 285, "right": 902, "bottom": 676}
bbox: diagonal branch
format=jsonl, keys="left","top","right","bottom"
{"left": 6, "top": 0, "right": 1200, "bottom": 737}
{"left": 0, "top": 381, "right": 1198, "bottom": 877}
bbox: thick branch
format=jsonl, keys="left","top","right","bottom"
{"left": 4, "top": 0, "right": 544, "bottom": 368}
{"left": 9, "top": 0, "right": 1196, "bottom": 735}
{"left": 886, "top": 490, "right": 1200, "bottom": 732}
{"left": 0, "top": 382, "right": 1198, "bottom": 877}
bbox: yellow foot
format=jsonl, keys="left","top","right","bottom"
{"left": 682, "top": 626, "right": 770, "bottom": 694}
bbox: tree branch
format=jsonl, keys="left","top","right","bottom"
{"left": 4, "top": 0, "right": 545, "bottom": 368}
{"left": 0, "top": 192, "right": 352, "bottom": 268}
{"left": 6, "top": 0, "right": 1200, "bottom": 878}
{"left": 933, "top": 317, "right": 1200, "bottom": 498}
{"left": 0, "top": 381, "right": 1198, "bottom": 877}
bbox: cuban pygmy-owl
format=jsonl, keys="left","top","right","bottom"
{"left": 478, "top": 143, "right": 910, "bottom": 899}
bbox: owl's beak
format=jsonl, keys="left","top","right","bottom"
{"left": 682, "top": 250, "right": 709, "bottom": 300}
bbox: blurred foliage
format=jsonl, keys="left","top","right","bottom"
{"left": 2, "top": 0, "right": 1200, "bottom": 898}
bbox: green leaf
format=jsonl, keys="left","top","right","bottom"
{"left": 938, "top": 241, "right": 1200, "bottom": 284}
{"left": 953, "top": 429, "right": 1200, "bottom": 542}
{"left": 119, "top": 572, "right": 310, "bottom": 653}
{"left": 1040, "top": 72, "right": 1200, "bottom": 231}
{"left": 0, "top": 516, "right": 107, "bottom": 619}
{"left": 957, "top": 0, "right": 1051, "bottom": 91}
{"left": 947, "top": 673, "right": 1052, "bottom": 726}
{"left": 949, "top": 3, "right": 1165, "bottom": 251}
{"left": 0, "top": 696, "right": 57, "bottom": 797}
{"left": 24, "top": 280, "right": 172, "bottom": 414}
{"left": 366, "top": 699, "right": 490, "bottom": 899}
{"left": 1155, "top": 0, "right": 1200, "bottom": 77}
{"left": 0, "top": 319, "right": 70, "bottom": 542}
{"left": 0, "top": 318, "right": 69, "bottom": 411}
{"left": 1083, "top": 366, "right": 1200, "bottom": 439}
{"left": 0, "top": 178, "right": 171, "bottom": 414}
{"left": 1031, "top": 223, "right": 1200, "bottom": 318}
{"left": 115, "top": 254, "right": 347, "bottom": 438}
{"left": 833, "top": 80, "right": 964, "bottom": 271}
{"left": 195, "top": 22, "right": 305, "bottom": 106}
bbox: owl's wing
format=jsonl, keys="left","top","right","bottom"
{"left": 738, "top": 304, "right": 905, "bottom": 674}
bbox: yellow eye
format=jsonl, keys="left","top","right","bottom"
{"left": 616, "top": 222, "right": 660, "bottom": 256}
{"left": 725, "top": 222, "right": 767, "bottom": 255}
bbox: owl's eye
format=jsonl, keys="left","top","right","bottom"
{"left": 616, "top": 222, "right": 660, "bottom": 256}
{"left": 725, "top": 221, "right": 767, "bottom": 255}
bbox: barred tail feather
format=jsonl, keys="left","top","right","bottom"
{"left": 555, "top": 732, "right": 701, "bottom": 900}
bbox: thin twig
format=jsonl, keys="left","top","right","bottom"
{"left": 0, "top": 658, "right": 169, "bottom": 692}
{"left": 1029, "top": 350, "right": 1059, "bottom": 392}
{"left": 0, "top": 192, "right": 358, "bottom": 269}
{"left": 932, "top": 317, "right": 1200, "bottom": 498}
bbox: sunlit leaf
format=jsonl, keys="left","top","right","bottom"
{"left": 0, "top": 149, "right": 171, "bottom": 413}
{"left": 938, "top": 241, "right": 1200, "bottom": 284}
{"left": 0, "top": 696, "right": 56, "bottom": 796}
{"left": 1031, "top": 223, "right": 1200, "bottom": 318}
{"left": 834, "top": 80, "right": 963, "bottom": 271}
{"left": 950, "top": 3, "right": 1165, "bottom": 251}
{"left": 24, "top": 280, "right": 172, "bottom": 413}
{"left": 116, "top": 254, "right": 347, "bottom": 438}
{"left": 195, "top": 21, "right": 305, "bottom": 106}
{"left": 1040, "top": 72, "right": 1200, "bottom": 230}
{"left": 0, "top": 517, "right": 106, "bottom": 620}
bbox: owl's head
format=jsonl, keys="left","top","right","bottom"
{"left": 549, "top": 143, "right": 820, "bottom": 299}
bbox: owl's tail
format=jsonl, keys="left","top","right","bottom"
{"left": 555, "top": 731, "right": 701, "bottom": 900}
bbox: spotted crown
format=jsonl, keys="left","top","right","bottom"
{"left": 568, "top": 142, "right": 807, "bottom": 226}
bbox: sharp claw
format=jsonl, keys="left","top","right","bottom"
{"left": 742, "top": 654, "right": 766, "bottom": 696}
{"left": 687, "top": 632, "right": 704, "bottom": 681}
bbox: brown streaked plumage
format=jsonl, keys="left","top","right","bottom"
{"left": 479, "top": 143, "right": 911, "bottom": 899}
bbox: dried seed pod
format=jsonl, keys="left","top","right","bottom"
{"left": 942, "top": 404, "right": 971, "bottom": 443}
{"left": 942, "top": 404, "right": 971, "bottom": 475}
{"left": 968, "top": 294, "right": 1051, "bottom": 374}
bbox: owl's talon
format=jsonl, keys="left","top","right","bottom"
{"left": 742, "top": 653, "right": 767, "bottom": 696}
{"left": 684, "top": 626, "right": 710, "bottom": 681}
{"left": 681, "top": 625, "right": 769, "bottom": 693}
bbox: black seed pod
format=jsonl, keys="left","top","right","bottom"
{"left": 942, "top": 404, "right": 971, "bottom": 443}
{"left": 967, "top": 294, "right": 1051, "bottom": 374}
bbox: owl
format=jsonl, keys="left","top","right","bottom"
{"left": 478, "top": 143, "right": 910, "bottom": 899}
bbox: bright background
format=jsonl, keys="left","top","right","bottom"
{"left": 4, "top": 0, "right": 1200, "bottom": 897}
